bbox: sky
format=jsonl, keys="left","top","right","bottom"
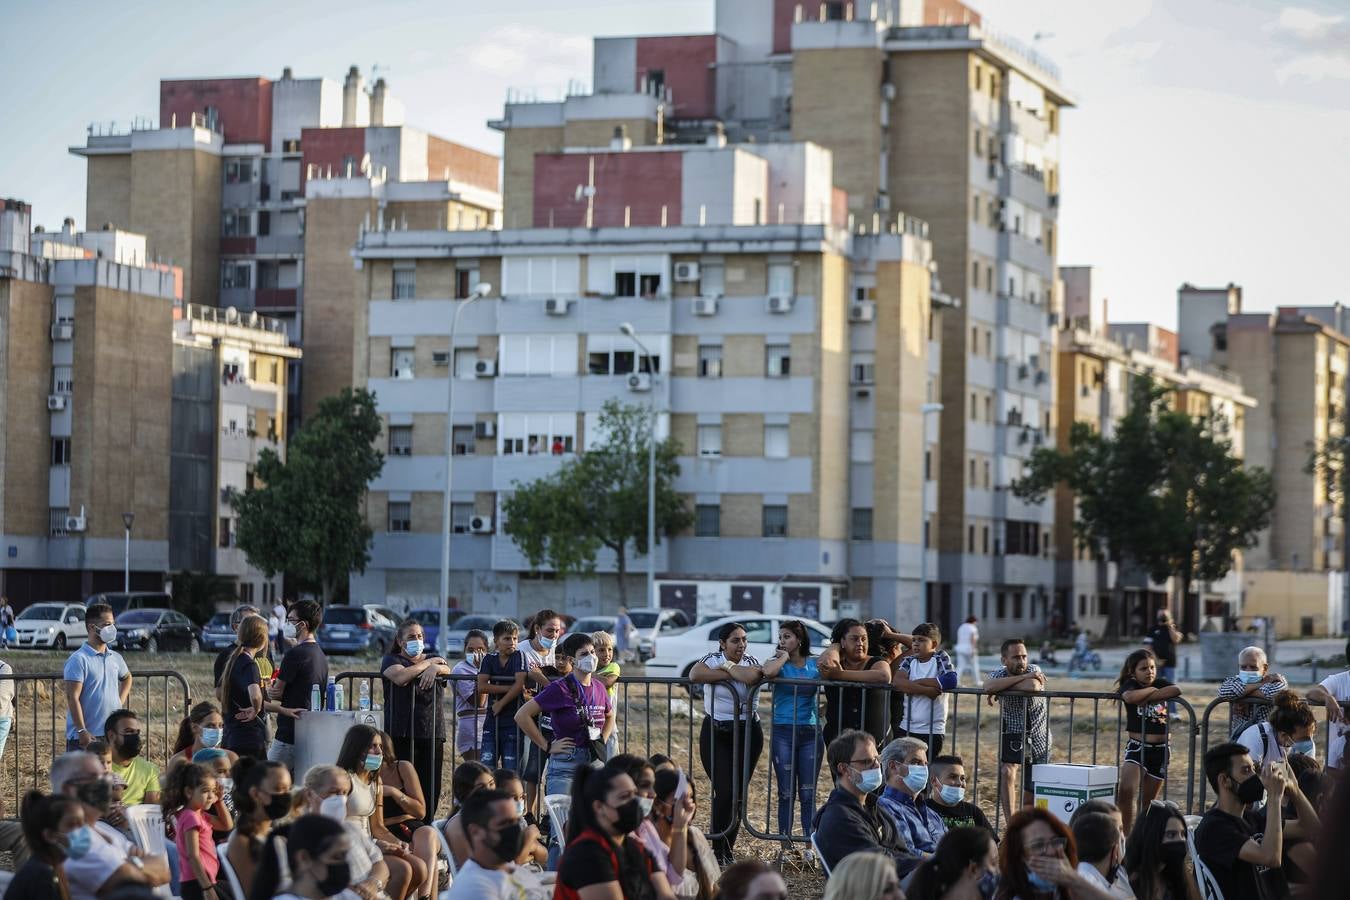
{"left": 1, "top": 0, "right": 1347, "bottom": 329}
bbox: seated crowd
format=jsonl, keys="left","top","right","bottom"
{"left": 2, "top": 601, "right": 1348, "bottom": 900}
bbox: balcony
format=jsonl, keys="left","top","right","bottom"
{"left": 254, "top": 288, "right": 298, "bottom": 310}
{"left": 220, "top": 236, "right": 256, "bottom": 255}
{"left": 1002, "top": 164, "right": 1048, "bottom": 210}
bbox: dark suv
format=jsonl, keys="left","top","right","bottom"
{"left": 317, "top": 605, "right": 398, "bottom": 655}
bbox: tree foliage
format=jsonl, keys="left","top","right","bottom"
{"left": 502, "top": 399, "right": 692, "bottom": 606}
{"left": 231, "top": 389, "right": 385, "bottom": 604}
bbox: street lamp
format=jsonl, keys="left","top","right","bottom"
{"left": 620, "top": 322, "right": 658, "bottom": 608}
{"left": 439, "top": 281, "right": 495, "bottom": 656}
{"left": 919, "top": 402, "right": 943, "bottom": 619}
{"left": 121, "top": 512, "right": 135, "bottom": 592}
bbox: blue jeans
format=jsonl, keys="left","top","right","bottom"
{"left": 771, "top": 723, "right": 823, "bottom": 836}
{"left": 544, "top": 744, "right": 592, "bottom": 798}
{"left": 481, "top": 723, "right": 520, "bottom": 772}
{"left": 1160, "top": 666, "right": 1178, "bottom": 715}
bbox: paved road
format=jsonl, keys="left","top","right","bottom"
{"left": 1038, "top": 636, "right": 1347, "bottom": 684}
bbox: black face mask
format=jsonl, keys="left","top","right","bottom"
{"left": 75, "top": 778, "right": 113, "bottom": 813}
{"left": 263, "top": 791, "right": 292, "bottom": 821}
{"left": 610, "top": 798, "right": 643, "bottom": 834}
{"left": 316, "top": 860, "right": 352, "bottom": 897}
{"left": 117, "top": 733, "right": 142, "bottom": 758}
{"left": 487, "top": 821, "right": 526, "bottom": 863}
{"left": 1160, "top": 840, "right": 1188, "bottom": 871}
{"left": 1234, "top": 773, "right": 1266, "bottom": 805}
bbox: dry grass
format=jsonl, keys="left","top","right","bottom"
{"left": 1, "top": 650, "right": 1233, "bottom": 897}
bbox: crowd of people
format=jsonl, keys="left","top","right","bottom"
{"left": 1, "top": 600, "right": 1349, "bottom": 900}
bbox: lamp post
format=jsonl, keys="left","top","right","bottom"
{"left": 439, "top": 282, "right": 494, "bottom": 656}
{"left": 919, "top": 402, "right": 943, "bottom": 619}
{"left": 620, "top": 323, "right": 658, "bottom": 608}
{"left": 121, "top": 512, "right": 135, "bottom": 592}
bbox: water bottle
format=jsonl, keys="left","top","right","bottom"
{"left": 334, "top": 681, "right": 346, "bottom": 712}
{"left": 326, "top": 675, "right": 337, "bottom": 711}
{"left": 359, "top": 680, "right": 371, "bottom": 711}
{"left": 310, "top": 683, "right": 321, "bottom": 712}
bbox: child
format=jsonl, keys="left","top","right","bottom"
{"left": 192, "top": 748, "right": 236, "bottom": 842}
{"left": 893, "top": 622, "right": 958, "bottom": 757}
{"left": 927, "top": 755, "right": 997, "bottom": 839}
{"left": 493, "top": 769, "right": 549, "bottom": 868}
{"left": 1115, "top": 648, "right": 1180, "bottom": 834}
{"left": 87, "top": 739, "right": 113, "bottom": 772}
{"left": 163, "top": 762, "right": 233, "bottom": 900}
{"left": 452, "top": 629, "right": 490, "bottom": 760}
{"left": 592, "top": 631, "right": 621, "bottom": 760}
{"left": 477, "top": 619, "right": 528, "bottom": 771}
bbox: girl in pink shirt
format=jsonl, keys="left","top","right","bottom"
{"left": 163, "top": 762, "right": 234, "bottom": 900}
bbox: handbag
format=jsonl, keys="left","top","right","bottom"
{"left": 3, "top": 625, "right": 15, "bottom": 643}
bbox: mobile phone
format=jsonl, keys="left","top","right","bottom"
{"left": 675, "top": 768, "right": 689, "bottom": 801}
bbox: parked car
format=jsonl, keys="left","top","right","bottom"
{"left": 405, "top": 607, "right": 467, "bottom": 654}
{"left": 13, "top": 603, "right": 86, "bottom": 650}
{"left": 441, "top": 614, "right": 501, "bottom": 657}
{"left": 316, "top": 604, "right": 398, "bottom": 656}
{"left": 570, "top": 615, "right": 663, "bottom": 662}
{"left": 644, "top": 614, "right": 833, "bottom": 694}
{"left": 87, "top": 591, "right": 174, "bottom": 617}
{"left": 114, "top": 608, "right": 202, "bottom": 653}
{"left": 625, "top": 607, "right": 693, "bottom": 660}
{"left": 201, "top": 611, "right": 236, "bottom": 652}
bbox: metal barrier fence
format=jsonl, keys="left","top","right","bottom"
{"left": 0, "top": 670, "right": 191, "bottom": 804}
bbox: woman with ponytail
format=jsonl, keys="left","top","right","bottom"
{"left": 1236, "top": 689, "right": 1318, "bottom": 768}
{"left": 169, "top": 701, "right": 237, "bottom": 771}
{"left": 224, "top": 757, "right": 292, "bottom": 898}
{"left": 555, "top": 762, "right": 675, "bottom": 900}
{"left": 248, "top": 813, "right": 352, "bottom": 900}
{"left": 218, "top": 615, "right": 269, "bottom": 759}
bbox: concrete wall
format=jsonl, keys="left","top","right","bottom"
{"left": 0, "top": 278, "right": 56, "bottom": 538}
{"left": 126, "top": 147, "right": 221, "bottom": 308}
{"left": 791, "top": 45, "right": 883, "bottom": 215}
{"left": 1243, "top": 569, "right": 1344, "bottom": 637}
{"left": 636, "top": 35, "right": 718, "bottom": 119}
{"left": 272, "top": 77, "right": 342, "bottom": 148}
{"left": 302, "top": 195, "right": 376, "bottom": 419}
{"left": 160, "top": 77, "right": 273, "bottom": 146}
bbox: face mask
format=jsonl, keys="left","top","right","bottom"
{"left": 1292, "top": 738, "right": 1315, "bottom": 756}
{"left": 65, "top": 825, "right": 93, "bottom": 860}
{"left": 1237, "top": 670, "right": 1262, "bottom": 684}
{"left": 538, "top": 635, "right": 557, "bottom": 650}
{"left": 1235, "top": 773, "right": 1266, "bottom": 805}
{"left": 576, "top": 654, "right": 598, "bottom": 673}
{"left": 263, "top": 791, "right": 292, "bottom": 821}
{"left": 468, "top": 651, "right": 485, "bottom": 668}
{"left": 117, "top": 733, "right": 142, "bottom": 758}
{"left": 515, "top": 799, "right": 526, "bottom": 818}
{"left": 364, "top": 753, "right": 383, "bottom": 772}
{"left": 282, "top": 622, "right": 298, "bottom": 641}
{"left": 610, "top": 798, "right": 643, "bottom": 834}
{"left": 939, "top": 784, "right": 965, "bottom": 805}
{"left": 201, "top": 727, "right": 223, "bottom": 748}
{"left": 488, "top": 821, "right": 526, "bottom": 863}
{"left": 75, "top": 777, "right": 113, "bottom": 813}
{"left": 855, "top": 766, "right": 883, "bottom": 793}
{"left": 316, "top": 860, "right": 352, "bottom": 897}
{"left": 903, "top": 764, "right": 929, "bottom": 794}
{"left": 1027, "top": 867, "right": 1057, "bottom": 892}
{"left": 404, "top": 639, "right": 423, "bottom": 657}
{"left": 978, "top": 870, "right": 999, "bottom": 900}
{"left": 98, "top": 624, "right": 117, "bottom": 645}
{"left": 319, "top": 794, "right": 348, "bottom": 822}
{"left": 1160, "top": 840, "right": 1188, "bottom": 867}
{"left": 638, "top": 796, "right": 655, "bottom": 818}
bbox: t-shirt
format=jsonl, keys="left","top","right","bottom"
{"left": 276, "top": 640, "right": 328, "bottom": 743}
{"left": 63, "top": 643, "right": 130, "bottom": 739}
{"left": 698, "top": 651, "right": 763, "bottom": 722}
{"left": 1077, "top": 862, "right": 1136, "bottom": 899}
{"left": 535, "top": 674, "right": 612, "bottom": 745}
{"left": 1318, "top": 669, "right": 1350, "bottom": 768}
{"left": 221, "top": 651, "right": 266, "bottom": 750}
{"left": 557, "top": 832, "right": 658, "bottom": 900}
{"left": 174, "top": 807, "right": 220, "bottom": 885}
{"left": 65, "top": 821, "right": 134, "bottom": 900}
{"left": 931, "top": 799, "right": 997, "bottom": 839}
{"left": 1194, "top": 807, "right": 1289, "bottom": 900}
{"left": 635, "top": 819, "right": 681, "bottom": 887}
{"left": 381, "top": 652, "right": 446, "bottom": 741}
{"left": 822, "top": 659, "right": 890, "bottom": 746}
{"left": 521, "top": 639, "right": 556, "bottom": 671}
{"left": 446, "top": 859, "right": 549, "bottom": 900}
{"left": 956, "top": 622, "right": 978, "bottom": 655}
{"left": 4, "top": 858, "right": 63, "bottom": 900}
{"left": 1120, "top": 677, "right": 1173, "bottom": 736}
{"left": 899, "top": 652, "right": 957, "bottom": 734}
{"left": 452, "top": 659, "right": 483, "bottom": 714}
{"left": 1237, "top": 722, "right": 1290, "bottom": 770}
{"left": 109, "top": 756, "right": 159, "bottom": 805}
{"left": 596, "top": 661, "right": 621, "bottom": 703}
{"left": 481, "top": 651, "right": 528, "bottom": 730}
{"left": 1147, "top": 625, "right": 1177, "bottom": 667}
{"left": 772, "top": 658, "right": 820, "bottom": 726}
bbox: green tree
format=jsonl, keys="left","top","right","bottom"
{"left": 231, "top": 388, "right": 385, "bottom": 604}
{"left": 502, "top": 399, "right": 692, "bottom": 607}
{"left": 171, "top": 570, "right": 237, "bottom": 625}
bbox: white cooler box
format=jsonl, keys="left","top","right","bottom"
{"left": 294, "top": 709, "right": 382, "bottom": 778}
{"left": 1032, "top": 763, "right": 1118, "bottom": 824}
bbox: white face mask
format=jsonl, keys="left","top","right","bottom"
{"left": 576, "top": 654, "right": 598, "bottom": 674}
{"left": 282, "top": 622, "right": 298, "bottom": 641}
{"left": 638, "top": 797, "right": 655, "bottom": 818}
{"left": 319, "top": 794, "right": 348, "bottom": 823}
{"left": 98, "top": 624, "right": 117, "bottom": 645}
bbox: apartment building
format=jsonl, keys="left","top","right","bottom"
{"left": 71, "top": 67, "right": 501, "bottom": 427}
{"left": 0, "top": 201, "right": 180, "bottom": 604}
{"left": 171, "top": 304, "right": 301, "bottom": 605}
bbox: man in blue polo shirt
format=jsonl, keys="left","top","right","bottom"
{"left": 64, "top": 603, "right": 131, "bottom": 750}
{"left": 877, "top": 736, "right": 946, "bottom": 878}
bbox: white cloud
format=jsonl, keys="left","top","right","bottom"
{"left": 465, "top": 24, "right": 590, "bottom": 86}
{"left": 1272, "top": 7, "right": 1346, "bottom": 40}
{"left": 1275, "top": 53, "right": 1350, "bottom": 83}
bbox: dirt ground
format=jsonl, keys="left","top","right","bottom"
{"left": 0, "top": 649, "right": 1236, "bottom": 897}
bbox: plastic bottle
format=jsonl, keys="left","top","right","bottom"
{"left": 326, "top": 675, "right": 337, "bottom": 711}
{"left": 334, "top": 680, "right": 346, "bottom": 712}
{"left": 310, "top": 683, "right": 321, "bottom": 712}
{"left": 359, "top": 679, "right": 371, "bottom": 711}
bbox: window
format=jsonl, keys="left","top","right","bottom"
{"left": 700, "top": 263, "right": 725, "bottom": 297}
{"left": 924, "top": 450, "right": 932, "bottom": 481}
{"left": 225, "top": 159, "right": 253, "bottom": 183}
{"left": 388, "top": 502, "right": 411, "bottom": 533}
{"left": 766, "top": 344, "right": 791, "bottom": 377}
{"left": 851, "top": 508, "right": 873, "bottom": 541}
{"left": 1078, "top": 594, "right": 1086, "bottom": 617}
{"left": 851, "top": 352, "right": 875, "bottom": 384}
{"left": 697, "top": 424, "right": 722, "bottom": 458}
{"left": 51, "top": 438, "right": 71, "bottom": 465}
{"left": 219, "top": 517, "right": 232, "bottom": 548}
{"left": 764, "top": 424, "right": 789, "bottom": 459}
{"left": 453, "top": 349, "right": 479, "bottom": 378}
{"left": 762, "top": 504, "right": 788, "bottom": 538}
{"left": 639, "top": 273, "right": 662, "bottom": 297}
{"left": 984, "top": 396, "right": 992, "bottom": 422}
{"left": 393, "top": 267, "right": 416, "bottom": 300}
{"left": 970, "top": 392, "right": 977, "bottom": 420}
{"left": 982, "top": 525, "right": 989, "bottom": 554}
{"left": 968, "top": 525, "right": 975, "bottom": 553}
{"left": 996, "top": 592, "right": 1007, "bottom": 618}
{"left": 49, "top": 508, "right": 69, "bottom": 537}
{"left": 502, "top": 334, "right": 579, "bottom": 376}
{"left": 851, "top": 430, "right": 874, "bottom": 463}
{"left": 391, "top": 349, "right": 415, "bottom": 380}
{"left": 586, "top": 334, "right": 660, "bottom": 376}
{"left": 52, "top": 366, "right": 73, "bottom": 394}
{"left": 969, "top": 457, "right": 976, "bottom": 485}
{"left": 451, "top": 503, "right": 475, "bottom": 534}
{"left": 221, "top": 262, "right": 251, "bottom": 289}
{"left": 452, "top": 425, "right": 476, "bottom": 456}
{"left": 455, "top": 267, "right": 480, "bottom": 299}
{"left": 614, "top": 272, "right": 637, "bottom": 296}
{"left": 767, "top": 261, "right": 794, "bottom": 298}
{"left": 1013, "top": 592, "right": 1024, "bottom": 619}
{"left": 222, "top": 211, "right": 251, "bottom": 236}
{"left": 500, "top": 413, "right": 576, "bottom": 456}
{"left": 983, "top": 459, "right": 991, "bottom": 488}
{"left": 694, "top": 344, "right": 723, "bottom": 379}
{"left": 388, "top": 425, "right": 412, "bottom": 457}
{"left": 695, "top": 504, "right": 720, "bottom": 537}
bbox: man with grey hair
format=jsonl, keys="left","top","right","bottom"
{"left": 1217, "top": 645, "right": 1288, "bottom": 738}
{"left": 53, "top": 750, "right": 170, "bottom": 899}
{"left": 877, "top": 736, "right": 946, "bottom": 877}
{"left": 213, "top": 603, "right": 261, "bottom": 685}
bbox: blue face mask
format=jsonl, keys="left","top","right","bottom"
{"left": 1027, "top": 867, "right": 1057, "bottom": 893}
{"left": 1292, "top": 739, "right": 1315, "bottom": 756}
{"left": 538, "top": 635, "right": 557, "bottom": 650}
{"left": 978, "top": 870, "right": 999, "bottom": 900}
{"left": 1237, "top": 670, "right": 1263, "bottom": 684}
{"left": 201, "top": 727, "right": 223, "bottom": 748}
{"left": 939, "top": 784, "right": 965, "bottom": 805}
{"left": 66, "top": 825, "right": 93, "bottom": 860}
{"left": 903, "top": 764, "right": 930, "bottom": 794}
{"left": 855, "top": 766, "right": 883, "bottom": 793}
{"left": 364, "top": 753, "right": 382, "bottom": 772}
{"left": 404, "top": 639, "right": 423, "bottom": 657}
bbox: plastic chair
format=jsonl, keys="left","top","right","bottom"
{"left": 811, "top": 832, "right": 831, "bottom": 876}
{"left": 432, "top": 818, "right": 458, "bottom": 880}
{"left": 543, "top": 794, "right": 571, "bottom": 849}
{"left": 216, "top": 843, "right": 246, "bottom": 900}
{"left": 124, "top": 804, "right": 174, "bottom": 898}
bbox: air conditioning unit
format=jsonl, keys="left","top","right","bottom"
{"left": 692, "top": 297, "right": 719, "bottom": 317}
{"left": 50, "top": 322, "right": 73, "bottom": 341}
{"left": 469, "top": 515, "right": 494, "bottom": 534}
{"left": 766, "top": 295, "right": 794, "bottom": 314}
{"left": 627, "top": 372, "right": 652, "bottom": 392}
{"left": 432, "top": 351, "right": 450, "bottom": 367}
{"left": 47, "top": 395, "right": 67, "bottom": 412}
{"left": 64, "top": 514, "right": 87, "bottom": 533}
{"left": 849, "top": 302, "right": 875, "bottom": 323}
{"left": 474, "top": 359, "right": 497, "bottom": 378}
{"left": 475, "top": 420, "right": 496, "bottom": 439}
{"left": 544, "top": 298, "right": 571, "bottom": 316}
{"left": 674, "top": 261, "right": 700, "bottom": 282}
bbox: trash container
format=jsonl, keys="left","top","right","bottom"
{"left": 1032, "top": 763, "right": 1118, "bottom": 824}
{"left": 294, "top": 709, "right": 381, "bottom": 779}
